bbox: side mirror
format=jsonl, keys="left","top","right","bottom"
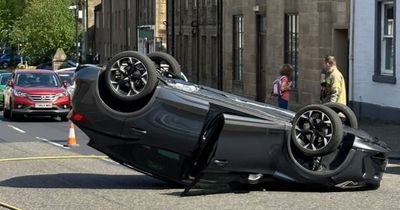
{"left": 7, "top": 80, "right": 14, "bottom": 87}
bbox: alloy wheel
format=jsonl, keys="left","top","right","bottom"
{"left": 293, "top": 110, "right": 334, "bottom": 152}
{"left": 109, "top": 57, "right": 149, "bottom": 97}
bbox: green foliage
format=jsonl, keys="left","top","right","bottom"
{"left": 0, "top": 0, "right": 26, "bottom": 45}
{"left": 10, "top": 0, "right": 75, "bottom": 64}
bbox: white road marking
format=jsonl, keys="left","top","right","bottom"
{"left": 7, "top": 125, "right": 26, "bottom": 133}
{"left": 36, "top": 137, "right": 70, "bottom": 149}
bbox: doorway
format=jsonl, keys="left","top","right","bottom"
{"left": 333, "top": 29, "right": 349, "bottom": 103}
{"left": 256, "top": 15, "right": 266, "bottom": 102}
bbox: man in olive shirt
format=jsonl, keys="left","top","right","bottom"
{"left": 320, "top": 56, "right": 346, "bottom": 105}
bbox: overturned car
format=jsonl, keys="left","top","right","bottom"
{"left": 69, "top": 51, "right": 390, "bottom": 194}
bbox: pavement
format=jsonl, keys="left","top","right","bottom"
{"left": 359, "top": 119, "right": 400, "bottom": 159}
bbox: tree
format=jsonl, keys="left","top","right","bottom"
{"left": 0, "top": 0, "right": 26, "bottom": 46}
{"left": 11, "top": 0, "right": 75, "bottom": 64}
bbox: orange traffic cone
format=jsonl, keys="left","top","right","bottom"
{"left": 65, "top": 123, "right": 79, "bottom": 147}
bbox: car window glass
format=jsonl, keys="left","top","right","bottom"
{"left": 58, "top": 73, "right": 74, "bottom": 85}
{"left": 0, "top": 74, "right": 11, "bottom": 85}
{"left": 17, "top": 73, "right": 61, "bottom": 87}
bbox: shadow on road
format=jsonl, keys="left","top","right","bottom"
{"left": 0, "top": 115, "right": 64, "bottom": 123}
{"left": 165, "top": 180, "right": 383, "bottom": 197}
{"left": 1, "top": 173, "right": 387, "bottom": 196}
{"left": 0, "top": 173, "right": 181, "bottom": 190}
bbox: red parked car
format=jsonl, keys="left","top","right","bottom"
{"left": 2, "top": 70, "right": 71, "bottom": 121}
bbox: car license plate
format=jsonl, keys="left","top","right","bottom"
{"left": 34, "top": 103, "right": 52, "bottom": 108}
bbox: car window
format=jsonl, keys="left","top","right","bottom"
{"left": 60, "top": 60, "right": 77, "bottom": 69}
{"left": 0, "top": 74, "right": 11, "bottom": 85}
{"left": 16, "top": 73, "right": 61, "bottom": 87}
{"left": 58, "top": 72, "right": 74, "bottom": 85}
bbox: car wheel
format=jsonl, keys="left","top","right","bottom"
{"left": 147, "top": 51, "right": 185, "bottom": 80}
{"left": 3, "top": 106, "right": 10, "bottom": 119}
{"left": 10, "top": 111, "right": 19, "bottom": 121}
{"left": 104, "top": 51, "right": 158, "bottom": 102}
{"left": 323, "top": 102, "right": 358, "bottom": 128}
{"left": 291, "top": 104, "right": 343, "bottom": 156}
{"left": 2, "top": 62, "right": 8, "bottom": 69}
{"left": 60, "top": 115, "right": 69, "bottom": 121}
{"left": 9, "top": 103, "right": 21, "bottom": 121}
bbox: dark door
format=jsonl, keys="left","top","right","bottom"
{"left": 256, "top": 15, "right": 267, "bottom": 102}
{"left": 333, "top": 29, "right": 349, "bottom": 103}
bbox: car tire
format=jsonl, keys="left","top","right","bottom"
{"left": 10, "top": 110, "right": 20, "bottom": 121}
{"left": 147, "top": 51, "right": 185, "bottom": 80}
{"left": 104, "top": 51, "right": 158, "bottom": 102}
{"left": 3, "top": 106, "right": 10, "bottom": 119}
{"left": 291, "top": 104, "right": 343, "bottom": 156}
{"left": 60, "top": 115, "right": 69, "bottom": 121}
{"left": 323, "top": 102, "right": 358, "bottom": 128}
{"left": 2, "top": 62, "right": 8, "bottom": 69}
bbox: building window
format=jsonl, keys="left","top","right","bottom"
{"left": 233, "top": 15, "right": 244, "bottom": 81}
{"left": 374, "top": 0, "right": 396, "bottom": 83}
{"left": 284, "top": 13, "right": 299, "bottom": 88}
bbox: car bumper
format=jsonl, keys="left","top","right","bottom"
{"left": 331, "top": 138, "right": 389, "bottom": 188}
{"left": 12, "top": 96, "right": 71, "bottom": 116}
{"left": 12, "top": 107, "right": 70, "bottom": 116}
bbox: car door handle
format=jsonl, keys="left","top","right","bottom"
{"left": 131, "top": 127, "right": 147, "bottom": 135}
{"left": 213, "top": 159, "right": 228, "bottom": 167}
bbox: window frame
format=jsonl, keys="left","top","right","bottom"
{"left": 233, "top": 15, "right": 244, "bottom": 82}
{"left": 374, "top": 0, "right": 397, "bottom": 84}
{"left": 284, "top": 13, "right": 299, "bottom": 88}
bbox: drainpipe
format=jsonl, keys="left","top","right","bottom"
{"left": 196, "top": 2, "right": 200, "bottom": 84}
{"left": 349, "top": 0, "right": 355, "bottom": 107}
{"left": 217, "top": 0, "right": 223, "bottom": 90}
{"left": 126, "top": 0, "right": 129, "bottom": 49}
{"left": 135, "top": 0, "right": 139, "bottom": 51}
{"left": 167, "top": 0, "right": 175, "bottom": 56}
{"left": 109, "top": 0, "right": 113, "bottom": 57}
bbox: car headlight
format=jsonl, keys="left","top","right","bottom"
{"left": 13, "top": 90, "right": 28, "bottom": 97}
{"left": 56, "top": 91, "right": 69, "bottom": 98}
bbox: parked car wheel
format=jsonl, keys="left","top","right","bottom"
{"left": 60, "top": 115, "right": 69, "bottom": 121}
{"left": 3, "top": 106, "right": 10, "bottom": 119}
{"left": 104, "top": 51, "right": 158, "bottom": 102}
{"left": 147, "top": 51, "right": 187, "bottom": 81}
{"left": 323, "top": 102, "right": 358, "bottom": 128}
{"left": 291, "top": 104, "right": 343, "bottom": 156}
{"left": 2, "top": 62, "right": 8, "bottom": 69}
{"left": 9, "top": 107, "right": 20, "bottom": 121}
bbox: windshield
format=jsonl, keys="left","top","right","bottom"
{"left": 16, "top": 73, "right": 61, "bottom": 87}
{"left": 0, "top": 74, "right": 11, "bottom": 85}
{"left": 58, "top": 72, "right": 74, "bottom": 85}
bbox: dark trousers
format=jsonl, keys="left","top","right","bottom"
{"left": 278, "top": 97, "right": 288, "bottom": 109}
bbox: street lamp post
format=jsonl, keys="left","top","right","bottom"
{"left": 68, "top": 4, "right": 79, "bottom": 63}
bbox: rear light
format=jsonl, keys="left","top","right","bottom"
{"left": 68, "top": 111, "right": 86, "bottom": 122}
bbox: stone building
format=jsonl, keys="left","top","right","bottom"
{"left": 93, "top": 0, "right": 167, "bottom": 64}
{"left": 93, "top": 0, "right": 350, "bottom": 109}
{"left": 222, "top": 0, "right": 350, "bottom": 107}
{"left": 173, "top": 0, "right": 222, "bottom": 89}
{"left": 86, "top": 0, "right": 102, "bottom": 60}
